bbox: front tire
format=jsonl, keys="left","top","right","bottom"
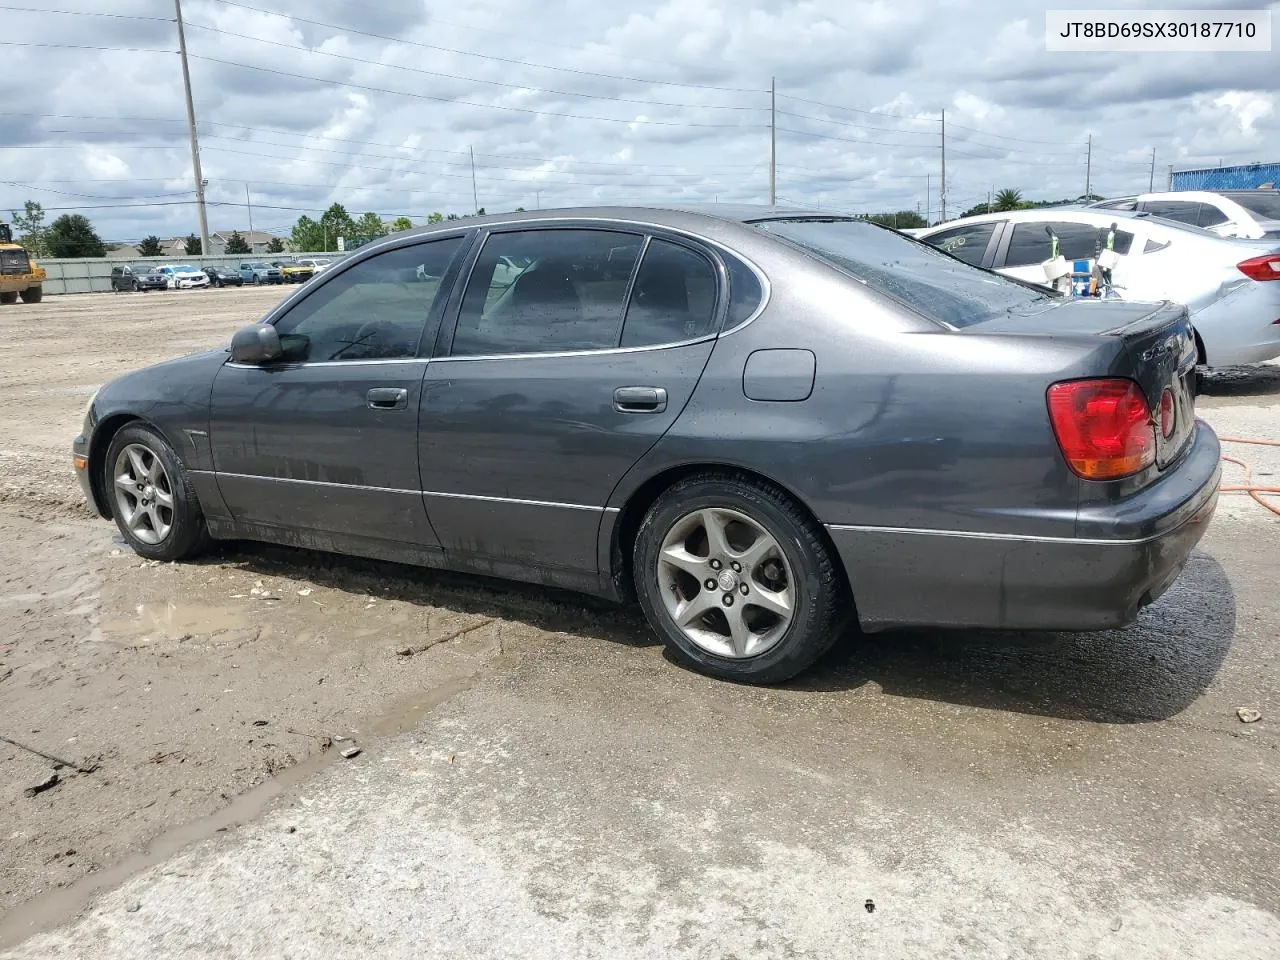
{"left": 0, "top": 291, "right": 17, "bottom": 305}
{"left": 103, "top": 424, "right": 209, "bottom": 562}
{"left": 19, "top": 286, "right": 42, "bottom": 303}
{"left": 633, "top": 473, "right": 848, "bottom": 684}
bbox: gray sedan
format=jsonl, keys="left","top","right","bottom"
{"left": 72, "top": 205, "right": 1220, "bottom": 683}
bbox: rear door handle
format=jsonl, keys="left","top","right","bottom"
{"left": 613, "top": 386, "right": 667, "bottom": 413}
{"left": 366, "top": 387, "right": 408, "bottom": 410}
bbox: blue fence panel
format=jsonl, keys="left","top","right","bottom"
{"left": 1171, "top": 163, "right": 1280, "bottom": 191}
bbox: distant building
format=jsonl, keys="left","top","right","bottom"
{"left": 208, "top": 230, "right": 282, "bottom": 256}
{"left": 1171, "top": 162, "right": 1280, "bottom": 191}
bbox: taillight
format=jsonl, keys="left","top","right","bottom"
{"left": 1237, "top": 254, "right": 1280, "bottom": 280}
{"left": 1046, "top": 378, "right": 1155, "bottom": 480}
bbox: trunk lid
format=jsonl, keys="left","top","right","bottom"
{"left": 971, "top": 298, "right": 1198, "bottom": 470}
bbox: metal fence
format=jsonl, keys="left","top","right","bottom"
{"left": 33, "top": 252, "right": 348, "bottom": 295}
{"left": 1171, "top": 162, "right": 1280, "bottom": 192}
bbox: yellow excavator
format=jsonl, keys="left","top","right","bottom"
{"left": 0, "top": 222, "right": 46, "bottom": 304}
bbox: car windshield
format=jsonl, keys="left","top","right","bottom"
{"left": 754, "top": 218, "right": 1050, "bottom": 328}
{"left": 173, "top": 264, "right": 197, "bottom": 272}
{"left": 250, "top": 262, "right": 268, "bottom": 269}
{"left": 131, "top": 264, "right": 155, "bottom": 273}
{"left": 1229, "top": 192, "right": 1280, "bottom": 219}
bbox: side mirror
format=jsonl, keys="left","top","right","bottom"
{"left": 230, "top": 323, "right": 283, "bottom": 364}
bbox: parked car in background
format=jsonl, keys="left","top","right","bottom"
{"left": 1091, "top": 190, "right": 1280, "bottom": 240}
{"left": 915, "top": 208, "right": 1280, "bottom": 366}
{"left": 275, "top": 260, "right": 315, "bottom": 283}
{"left": 204, "top": 265, "right": 244, "bottom": 288}
{"left": 157, "top": 264, "right": 209, "bottom": 290}
{"left": 295, "top": 257, "right": 333, "bottom": 275}
{"left": 73, "top": 205, "right": 1219, "bottom": 684}
{"left": 238, "top": 261, "right": 283, "bottom": 284}
{"left": 110, "top": 264, "right": 168, "bottom": 292}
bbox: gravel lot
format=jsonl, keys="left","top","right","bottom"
{"left": 0, "top": 288, "right": 1277, "bottom": 957}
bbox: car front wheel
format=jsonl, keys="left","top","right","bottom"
{"left": 104, "top": 424, "right": 209, "bottom": 562}
{"left": 632, "top": 473, "right": 848, "bottom": 684}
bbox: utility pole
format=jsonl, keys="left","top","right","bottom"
{"left": 925, "top": 174, "right": 930, "bottom": 225}
{"left": 244, "top": 182, "right": 254, "bottom": 235}
{"left": 469, "top": 146, "right": 479, "bottom": 215}
{"left": 1148, "top": 149, "right": 1156, "bottom": 192}
{"left": 535, "top": 189, "right": 541, "bottom": 210}
{"left": 1084, "top": 134, "right": 1092, "bottom": 198}
{"left": 174, "top": 0, "right": 209, "bottom": 257}
{"left": 939, "top": 108, "right": 946, "bottom": 222}
{"left": 769, "top": 77, "right": 777, "bottom": 206}
{"left": 988, "top": 187, "right": 993, "bottom": 214}
{"left": 1167, "top": 164, "right": 1173, "bottom": 190}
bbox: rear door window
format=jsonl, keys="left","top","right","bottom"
{"left": 451, "top": 229, "right": 644, "bottom": 356}
{"left": 619, "top": 239, "right": 719, "bottom": 348}
{"left": 923, "top": 222, "right": 998, "bottom": 266}
{"left": 1196, "top": 204, "right": 1229, "bottom": 228}
{"left": 1004, "top": 221, "right": 1109, "bottom": 267}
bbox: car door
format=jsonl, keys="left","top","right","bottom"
{"left": 418, "top": 225, "right": 722, "bottom": 586}
{"left": 208, "top": 234, "right": 468, "bottom": 550}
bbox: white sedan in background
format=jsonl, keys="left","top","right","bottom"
{"left": 1090, "top": 190, "right": 1280, "bottom": 240}
{"left": 914, "top": 208, "right": 1280, "bottom": 366}
{"left": 156, "top": 263, "right": 210, "bottom": 290}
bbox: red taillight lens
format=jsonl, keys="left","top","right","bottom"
{"left": 1046, "top": 379, "right": 1155, "bottom": 480}
{"left": 1237, "top": 254, "right": 1280, "bottom": 281}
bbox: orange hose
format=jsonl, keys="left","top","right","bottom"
{"left": 1219, "top": 446, "right": 1280, "bottom": 517}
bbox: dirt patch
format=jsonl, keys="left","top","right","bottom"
{"left": 0, "top": 290, "right": 642, "bottom": 918}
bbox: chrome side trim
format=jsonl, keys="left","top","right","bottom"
{"left": 199, "top": 471, "right": 616, "bottom": 513}
{"left": 825, "top": 522, "right": 1154, "bottom": 547}
{"left": 224, "top": 358, "right": 429, "bottom": 369}
{"left": 202, "top": 471, "right": 421, "bottom": 496}
{"left": 428, "top": 334, "right": 718, "bottom": 364}
{"left": 423, "top": 490, "right": 607, "bottom": 513}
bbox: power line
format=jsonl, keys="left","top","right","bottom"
{"left": 182, "top": 21, "right": 765, "bottom": 113}
{"left": 0, "top": 112, "right": 767, "bottom": 170}
{"left": 187, "top": 54, "right": 764, "bottom": 130}
{"left": 207, "top": 0, "right": 766, "bottom": 94}
{"left": 0, "top": 40, "right": 174, "bottom": 53}
{"left": 0, "top": 4, "right": 170, "bottom": 20}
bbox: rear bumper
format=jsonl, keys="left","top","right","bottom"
{"left": 829, "top": 424, "right": 1221, "bottom": 632}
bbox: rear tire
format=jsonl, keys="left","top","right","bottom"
{"left": 0, "top": 291, "right": 17, "bottom": 305}
{"left": 103, "top": 423, "right": 210, "bottom": 562}
{"left": 19, "top": 286, "right": 42, "bottom": 304}
{"left": 633, "top": 472, "right": 848, "bottom": 684}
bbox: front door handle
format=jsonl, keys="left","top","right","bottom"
{"left": 613, "top": 386, "right": 667, "bottom": 414}
{"left": 366, "top": 387, "right": 408, "bottom": 410}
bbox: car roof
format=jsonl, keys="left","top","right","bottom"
{"left": 391, "top": 203, "right": 845, "bottom": 240}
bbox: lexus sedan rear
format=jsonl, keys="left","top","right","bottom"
{"left": 72, "top": 206, "right": 1220, "bottom": 683}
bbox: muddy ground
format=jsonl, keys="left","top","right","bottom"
{"left": 0, "top": 288, "right": 1277, "bottom": 953}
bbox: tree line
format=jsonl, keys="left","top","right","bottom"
{"left": 5, "top": 199, "right": 503, "bottom": 260}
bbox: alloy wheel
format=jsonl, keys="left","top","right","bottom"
{"left": 656, "top": 507, "right": 795, "bottom": 659}
{"left": 112, "top": 443, "right": 175, "bottom": 545}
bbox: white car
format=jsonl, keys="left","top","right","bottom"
{"left": 915, "top": 208, "right": 1280, "bottom": 366}
{"left": 1090, "top": 190, "right": 1280, "bottom": 240}
{"left": 157, "top": 263, "right": 210, "bottom": 290}
{"left": 295, "top": 258, "right": 333, "bottom": 274}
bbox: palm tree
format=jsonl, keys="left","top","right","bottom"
{"left": 994, "top": 188, "right": 1024, "bottom": 212}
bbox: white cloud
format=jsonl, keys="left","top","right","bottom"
{"left": 0, "top": 0, "right": 1276, "bottom": 239}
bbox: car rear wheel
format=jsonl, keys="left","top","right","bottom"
{"left": 104, "top": 424, "right": 209, "bottom": 562}
{"left": 633, "top": 473, "right": 848, "bottom": 684}
{"left": 19, "top": 286, "right": 41, "bottom": 303}
{"left": 0, "top": 291, "right": 17, "bottom": 305}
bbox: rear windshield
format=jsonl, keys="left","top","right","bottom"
{"left": 754, "top": 218, "right": 1050, "bottom": 328}
{"left": 1229, "top": 192, "right": 1280, "bottom": 219}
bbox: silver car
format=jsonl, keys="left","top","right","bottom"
{"left": 916, "top": 208, "right": 1280, "bottom": 366}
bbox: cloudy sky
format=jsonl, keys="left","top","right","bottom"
{"left": 2, "top": 0, "right": 1277, "bottom": 243}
